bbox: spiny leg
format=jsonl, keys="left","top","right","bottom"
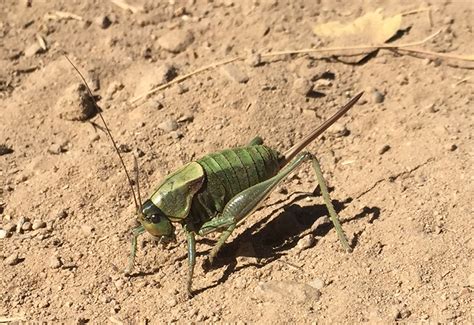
{"left": 125, "top": 225, "right": 145, "bottom": 274}
{"left": 310, "top": 155, "right": 352, "bottom": 252}
{"left": 206, "top": 223, "right": 236, "bottom": 267}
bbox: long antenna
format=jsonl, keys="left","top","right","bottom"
{"left": 133, "top": 156, "right": 143, "bottom": 212}
{"left": 65, "top": 55, "right": 140, "bottom": 213}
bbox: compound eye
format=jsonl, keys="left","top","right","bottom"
{"left": 148, "top": 214, "right": 161, "bottom": 224}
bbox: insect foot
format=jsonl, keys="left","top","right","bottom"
{"left": 202, "top": 256, "right": 214, "bottom": 273}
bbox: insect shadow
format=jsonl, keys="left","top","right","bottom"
{"left": 193, "top": 190, "right": 380, "bottom": 293}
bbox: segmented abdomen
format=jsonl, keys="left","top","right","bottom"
{"left": 190, "top": 145, "right": 281, "bottom": 225}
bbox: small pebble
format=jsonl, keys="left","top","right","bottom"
{"left": 4, "top": 252, "right": 20, "bottom": 266}
{"left": 379, "top": 144, "right": 391, "bottom": 155}
{"left": 81, "top": 225, "right": 94, "bottom": 236}
{"left": 177, "top": 114, "right": 194, "bottom": 123}
{"left": 308, "top": 278, "right": 325, "bottom": 290}
{"left": 246, "top": 53, "right": 262, "bottom": 67}
{"left": 50, "top": 256, "right": 62, "bottom": 269}
{"left": 221, "top": 64, "right": 249, "bottom": 83}
{"left": 24, "top": 42, "right": 43, "bottom": 57}
{"left": 3, "top": 223, "right": 16, "bottom": 232}
{"left": 293, "top": 77, "right": 313, "bottom": 96}
{"left": 114, "top": 279, "right": 124, "bottom": 289}
{"left": 48, "top": 144, "right": 63, "bottom": 155}
{"left": 168, "top": 131, "right": 183, "bottom": 139}
{"left": 86, "top": 71, "right": 100, "bottom": 91}
{"left": 32, "top": 220, "right": 47, "bottom": 230}
{"left": 443, "top": 16, "right": 454, "bottom": 25}
{"left": 314, "top": 79, "right": 332, "bottom": 88}
{"left": 158, "top": 118, "right": 178, "bottom": 133}
{"left": 394, "top": 308, "right": 411, "bottom": 320}
{"left": 396, "top": 75, "right": 408, "bottom": 85}
{"left": 372, "top": 90, "right": 385, "bottom": 103}
{"left": 446, "top": 143, "right": 457, "bottom": 151}
{"left": 22, "top": 221, "right": 32, "bottom": 231}
{"left": 55, "top": 83, "right": 96, "bottom": 121}
{"left": 135, "top": 148, "right": 146, "bottom": 158}
{"left": 0, "top": 229, "right": 7, "bottom": 239}
{"left": 38, "top": 300, "right": 50, "bottom": 308}
{"left": 328, "top": 123, "right": 350, "bottom": 137}
{"left": 426, "top": 103, "right": 438, "bottom": 113}
{"left": 158, "top": 29, "right": 194, "bottom": 53}
{"left": 56, "top": 210, "right": 68, "bottom": 219}
{"left": 16, "top": 216, "right": 26, "bottom": 233}
{"left": 172, "top": 83, "right": 188, "bottom": 95}
{"left": 296, "top": 234, "right": 315, "bottom": 252}
{"left": 146, "top": 100, "right": 164, "bottom": 110}
{"left": 0, "top": 144, "right": 14, "bottom": 156}
{"left": 95, "top": 15, "right": 112, "bottom": 29}
{"left": 167, "top": 297, "right": 178, "bottom": 308}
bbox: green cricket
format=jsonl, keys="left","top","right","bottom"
{"left": 67, "top": 56, "right": 362, "bottom": 298}
{"left": 127, "top": 93, "right": 362, "bottom": 297}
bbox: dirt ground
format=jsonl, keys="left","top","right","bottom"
{"left": 1, "top": 0, "right": 473, "bottom": 324}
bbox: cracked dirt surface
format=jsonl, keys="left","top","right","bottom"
{"left": 1, "top": 1, "right": 473, "bottom": 323}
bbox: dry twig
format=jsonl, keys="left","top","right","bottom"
{"left": 131, "top": 29, "right": 473, "bottom": 103}
{"left": 44, "top": 10, "right": 84, "bottom": 21}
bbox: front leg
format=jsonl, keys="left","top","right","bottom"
{"left": 185, "top": 230, "right": 196, "bottom": 298}
{"left": 125, "top": 225, "right": 145, "bottom": 274}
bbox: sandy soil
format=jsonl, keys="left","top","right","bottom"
{"left": 1, "top": 0, "right": 473, "bottom": 324}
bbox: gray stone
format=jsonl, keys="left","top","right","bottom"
{"left": 372, "top": 90, "right": 385, "bottom": 103}
{"left": 328, "top": 123, "right": 350, "bottom": 137}
{"left": 50, "top": 256, "right": 62, "bottom": 269}
{"left": 4, "top": 252, "right": 20, "bottom": 266}
{"left": 308, "top": 278, "right": 325, "bottom": 290}
{"left": 133, "top": 64, "right": 177, "bottom": 99}
{"left": 24, "top": 42, "right": 43, "bottom": 57}
{"left": 246, "top": 53, "right": 262, "bottom": 67}
{"left": 158, "top": 29, "right": 194, "bottom": 53}
{"left": 55, "top": 83, "right": 96, "bottom": 121}
{"left": 296, "top": 234, "right": 315, "bottom": 252}
{"left": 221, "top": 64, "right": 249, "bottom": 83}
{"left": 21, "top": 221, "right": 32, "bottom": 231}
{"left": 81, "top": 225, "right": 94, "bottom": 236}
{"left": 95, "top": 15, "right": 112, "bottom": 29}
{"left": 32, "top": 220, "right": 47, "bottom": 230}
{"left": 158, "top": 118, "right": 178, "bottom": 132}
{"left": 48, "top": 144, "right": 63, "bottom": 155}
{"left": 293, "top": 77, "right": 312, "bottom": 95}
{"left": 16, "top": 216, "right": 26, "bottom": 233}
{"left": 3, "top": 223, "right": 15, "bottom": 232}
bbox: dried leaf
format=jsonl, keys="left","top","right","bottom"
{"left": 313, "top": 9, "right": 402, "bottom": 45}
